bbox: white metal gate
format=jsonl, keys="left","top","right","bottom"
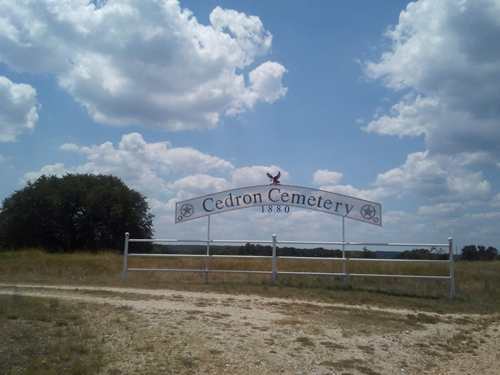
{"left": 122, "top": 233, "right": 455, "bottom": 299}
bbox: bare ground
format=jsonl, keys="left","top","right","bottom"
{"left": 0, "top": 283, "right": 499, "bottom": 375}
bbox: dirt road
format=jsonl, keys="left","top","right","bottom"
{"left": 1, "top": 283, "right": 499, "bottom": 374}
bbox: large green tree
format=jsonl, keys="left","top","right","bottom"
{"left": 0, "top": 174, "right": 153, "bottom": 251}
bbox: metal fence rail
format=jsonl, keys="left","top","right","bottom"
{"left": 122, "top": 233, "right": 455, "bottom": 299}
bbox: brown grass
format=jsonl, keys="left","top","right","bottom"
{"left": 0, "top": 249, "right": 499, "bottom": 314}
{"left": 0, "top": 294, "right": 103, "bottom": 375}
{"left": 328, "top": 358, "right": 383, "bottom": 375}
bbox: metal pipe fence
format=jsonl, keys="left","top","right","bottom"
{"left": 122, "top": 233, "right": 455, "bottom": 299}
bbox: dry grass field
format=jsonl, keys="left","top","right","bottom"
{"left": 0, "top": 249, "right": 499, "bottom": 313}
{"left": 1, "top": 250, "right": 499, "bottom": 374}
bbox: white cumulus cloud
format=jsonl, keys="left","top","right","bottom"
{"left": 417, "top": 203, "right": 465, "bottom": 217}
{"left": 24, "top": 133, "right": 289, "bottom": 237}
{"left": 375, "top": 152, "right": 491, "bottom": 201}
{"left": 358, "top": 0, "right": 499, "bottom": 238}
{"left": 312, "top": 169, "right": 343, "bottom": 186}
{"left": 0, "top": 0, "right": 286, "bottom": 131}
{"left": 23, "top": 163, "right": 66, "bottom": 182}
{"left": 231, "top": 165, "right": 288, "bottom": 187}
{"left": 364, "top": 0, "right": 500, "bottom": 157}
{"left": 0, "top": 76, "right": 39, "bottom": 142}
{"left": 492, "top": 193, "right": 500, "bottom": 208}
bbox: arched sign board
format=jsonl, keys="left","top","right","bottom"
{"left": 175, "top": 184, "right": 382, "bottom": 226}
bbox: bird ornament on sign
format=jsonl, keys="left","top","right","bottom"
{"left": 266, "top": 171, "right": 281, "bottom": 185}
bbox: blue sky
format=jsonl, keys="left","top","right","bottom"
{"left": 1, "top": 0, "right": 500, "bottom": 248}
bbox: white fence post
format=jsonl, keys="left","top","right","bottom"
{"left": 205, "top": 215, "right": 211, "bottom": 283}
{"left": 448, "top": 237, "right": 455, "bottom": 299}
{"left": 342, "top": 216, "right": 349, "bottom": 286}
{"left": 122, "top": 232, "right": 129, "bottom": 280}
{"left": 272, "top": 234, "right": 277, "bottom": 284}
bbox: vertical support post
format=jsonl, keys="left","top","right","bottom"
{"left": 272, "top": 233, "right": 277, "bottom": 284}
{"left": 122, "top": 232, "right": 129, "bottom": 280}
{"left": 342, "top": 216, "right": 348, "bottom": 286}
{"left": 204, "top": 215, "right": 211, "bottom": 283}
{"left": 448, "top": 237, "right": 455, "bottom": 299}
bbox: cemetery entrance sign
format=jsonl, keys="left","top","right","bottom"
{"left": 175, "top": 184, "right": 382, "bottom": 225}
{"left": 123, "top": 174, "right": 456, "bottom": 299}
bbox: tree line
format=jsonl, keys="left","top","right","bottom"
{"left": 399, "top": 246, "right": 498, "bottom": 261}
{"left": 459, "top": 245, "right": 498, "bottom": 261}
{"left": 153, "top": 243, "right": 499, "bottom": 260}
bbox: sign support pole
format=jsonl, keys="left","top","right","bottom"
{"left": 205, "top": 215, "right": 211, "bottom": 284}
{"left": 448, "top": 237, "right": 455, "bottom": 299}
{"left": 272, "top": 234, "right": 277, "bottom": 284}
{"left": 122, "top": 232, "right": 129, "bottom": 280}
{"left": 342, "top": 216, "right": 348, "bottom": 287}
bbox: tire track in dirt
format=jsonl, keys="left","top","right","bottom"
{"left": 0, "top": 282, "right": 487, "bottom": 319}
{"left": 1, "top": 283, "right": 499, "bottom": 375}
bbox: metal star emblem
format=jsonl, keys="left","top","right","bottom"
{"left": 360, "top": 204, "right": 376, "bottom": 220}
{"left": 180, "top": 203, "right": 194, "bottom": 218}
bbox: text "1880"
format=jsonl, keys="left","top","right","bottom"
{"left": 260, "top": 205, "right": 290, "bottom": 214}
